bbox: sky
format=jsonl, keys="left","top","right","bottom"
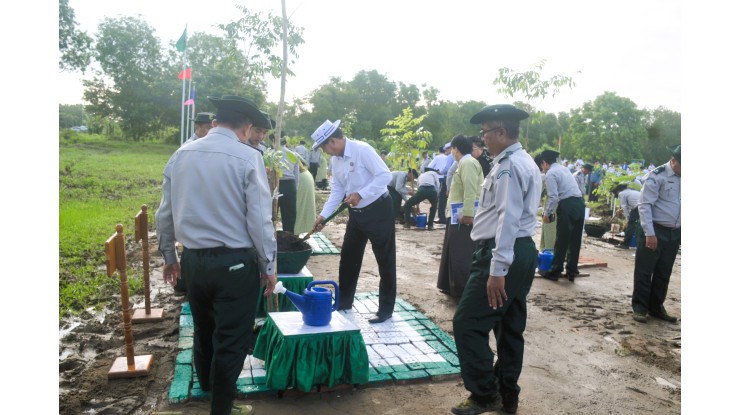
{"left": 58, "top": 0, "right": 683, "bottom": 114}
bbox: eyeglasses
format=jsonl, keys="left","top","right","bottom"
{"left": 479, "top": 127, "right": 503, "bottom": 137}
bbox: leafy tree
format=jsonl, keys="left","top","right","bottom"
{"left": 397, "top": 82, "right": 421, "bottom": 110}
{"left": 217, "top": 5, "right": 304, "bottom": 92}
{"left": 493, "top": 59, "right": 576, "bottom": 148}
{"left": 564, "top": 92, "right": 648, "bottom": 163}
{"left": 59, "top": 0, "right": 92, "bottom": 72}
{"left": 59, "top": 104, "right": 86, "bottom": 129}
{"left": 642, "top": 107, "right": 681, "bottom": 165}
{"left": 380, "top": 107, "right": 432, "bottom": 170}
{"left": 423, "top": 100, "right": 485, "bottom": 149}
{"left": 86, "top": 16, "right": 166, "bottom": 140}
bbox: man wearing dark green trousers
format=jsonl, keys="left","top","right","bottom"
{"left": 535, "top": 150, "right": 586, "bottom": 282}
{"left": 632, "top": 145, "right": 681, "bottom": 323}
{"left": 452, "top": 104, "right": 541, "bottom": 415}
{"left": 403, "top": 168, "right": 439, "bottom": 229}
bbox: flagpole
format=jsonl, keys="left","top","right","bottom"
{"left": 186, "top": 75, "right": 193, "bottom": 140}
{"left": 180, "top": 58, "right": 186, "bottom": 146}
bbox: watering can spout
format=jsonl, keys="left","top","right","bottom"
{"left": 274, "top": 281, "right": 309, "bottom": 313}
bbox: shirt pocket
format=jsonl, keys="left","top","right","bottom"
{"left": 480, "top": 175, "right": 494, "bottom": 206}
{"left": 661, "top": 180, "right": 678, "bottom": 200}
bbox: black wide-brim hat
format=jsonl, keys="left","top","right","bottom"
{"left": 208, "top": 95, "right": 269, "bottom": 127}
{"left": 583, "top": 163, "right": 594, "bottom": 171}
{"left": 470, "top": 104, "right": 529, "bottom": 124}
{"left": 190, "top": 112, "right": 215, "bottom": 124}
{"left": 254, "top": 111, "right": 275, "bottom": 130}
{"left": 666, "top": 144, "right": 681, "bottom": 162}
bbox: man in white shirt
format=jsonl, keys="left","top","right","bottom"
{"left": 310, "top": 120, "right": 396, "bottom": 324}
{"left": 403, "top": 168, "right": 439, "bottom": 230}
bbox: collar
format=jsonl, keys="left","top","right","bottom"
{"left": 460, "top": 154, "right": 473, "bottom": 162}
{"left": 492, "top": 142, "right": 523, "bottom": 164}
{"left": 207, "top": 126, "right": 241, "bottom": 142}
{"left": 341, "top": 138, "right": 354, "bottom": 160}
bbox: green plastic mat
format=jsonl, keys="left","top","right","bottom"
{"left": 300, "top": 232, "right": 340, "bottom": 255}
{"left": 169, "top": 293, "right": 460, "bottom": 402}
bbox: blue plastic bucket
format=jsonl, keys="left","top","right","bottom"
{"left": 629, "top": 234, "right": 636, "bottom": 247}
{"left": 538, "top": 249, "right": 554, "bottom": 272}
{"left": 415, "top": 213, "right": 427, "bottom": 228}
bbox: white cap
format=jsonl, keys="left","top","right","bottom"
{"left": 310, "top": 120, "right": 341, "bottom": 150}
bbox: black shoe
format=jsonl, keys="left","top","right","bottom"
{"left": 501, "top": 391, "right": 518, "bottom": 414}
{"left": 451, "top": 394, "right": 503, "bottom": 415}
{"left": 542, "top": 271, "right": 561, "bottom": 281}
{"left": 648, "top": 306, "right": 678, "bottom": 323}
{"left": 566, "top": 273, "right": 576, "bottom": 282}
{"left": 435, "top": 219, "right": 445, "bottom": 224}
{"left": 368, "top": 312, "right": 392, "bottom": 324}
{"left": 427, "top": 225, "right": 434, "bottom": 230}
{"left": 616, "top": 243, "right": 629, "bottom": 250}
{"left": 633, "top": 311, "right": 648, "bottom": 323}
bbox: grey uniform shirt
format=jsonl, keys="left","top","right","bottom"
{"left": 573, "top": 170, "right": 589, "bottom": 196}
{"left": 618, "top": 188, "right": 641, "bottom": 216}
{"left": 470, "top": 142, "right": 541, "bottom": 277}
{"left": 446, "top": 161, "right": 458, "bottom": 192}
{"left": 417, "top": 170, "right": 440, "bottom": 193}
{"left": 308, "top": 148, "right": 322, "bottom": 164}
{"left": 544, "top": 163, "right": 583, "bottom": 216}
{"left": 155, "top": 127, "right": 277, "bottom": 275}
{"left": 182, "top": 133, "right": 198, "bottom": 146}
{"left": 295, "top": 145, "right": 309, "bottom": 161}
{"left": 638, "top": 162, "right": 681, "bottom": 235}
{"left": 279, "top": 148, "right": 300, "bottom": 190}
{"left": 388, "top": 171, "right": 410, "bottom": 201}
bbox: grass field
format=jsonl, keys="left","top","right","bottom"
{"left": 59, "top": 133, "right": 176, "bottom": 318}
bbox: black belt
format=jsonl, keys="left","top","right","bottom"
{"left": 183, "top": 246, "right": 251, "bottom": 255}
{"left": 476, "top": 236, "right": 532, "bottom": 247}
{"left": 349, "top": 193, "right": 389, "bottom": 213}
{"left": 418, "top": 185, "right": 435, "bottom": 189}
{"left": 655, "top": 223, "right": 680, "bottom": 231}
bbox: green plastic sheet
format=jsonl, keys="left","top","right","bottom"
{"left": 253, "top": 315, "right": 369, "bottom": 392}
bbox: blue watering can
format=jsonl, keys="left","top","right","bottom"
{"left": 273, "top": 280, "right": 339, "bottom": 326}
{"left": 538, "top": 249, "right": 554, "bottom": 272}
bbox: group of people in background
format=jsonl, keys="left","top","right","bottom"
{"left": 154, "top": 96, "right": 680, "bottom": 415}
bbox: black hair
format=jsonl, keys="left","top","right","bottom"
{"left": 408, "top": 168, "right": 419, "bottom": 178}
{"left": 450, "top": 134, "right": 472, "bottom": 155}
{"left": 539, "top": 152, "right": 558, "bottom": 164}
{"left": 329, "top": 127, "right": 343, "bottom": 139}
{"left": 611, "top": 183, "right": 629, "bottom": 196}
{"left": 438, "top": 146, "right": 445, "bottom": 153}
{"left": 300, "top": 140, "right": 306, "bottom": 144}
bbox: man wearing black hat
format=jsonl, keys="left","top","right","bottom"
{"left": 243, "top": 111, "right": 273, "bottom": 151}
{"left": 631, "top": 145, "right": 681, "bottom": 323}
{"left": 573, "top": 163, "right": 593, "bottom": 198}
{"left": 183, "top": 112, "right": 216, "bottom": 146}
{"left": 156, "top": 95, "right": 276, "bottom": 415}
{"left": 451, "top": 104, "right": 541, "bottom": 415}
{"left": 534, "top": 149, "right": 586, "bottom": 282}
{"left": 309, "top": 119, "right": 396, "bottom": 324}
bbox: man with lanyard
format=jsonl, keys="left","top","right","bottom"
{"left": 182, "top": 112, "right": 215, "bottom": 146}
{"left": 310, "top": 120, "right": 396, "bottom": 324}
{"left": 451, "top": 104, "right": 540, "bottom": 415}
{"left": 403, "top": 167, "right": 439, "bottom": 230}
{"left": 631, "top": 145, "right": 681, "bottom": 323}
{"left": 612, "top": 183, "right": 641, "bottom": 249}
{"left": 156, "top": 95, "right": 276, "bottom": 415}
{"left": 535, "top": 150, "right": 586, "bottom": 283}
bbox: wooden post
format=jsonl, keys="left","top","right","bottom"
{"left": 106, "top": 224, "right": 153, "bottom": 379}
{"left": 132, "top": 205, "right": 164, "bottom": 322}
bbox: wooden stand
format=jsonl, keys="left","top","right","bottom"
{"left": 132, "top": 205, "right": 164, "bottom": 323}
{"left": 105, "top": 224, "right": 153, "bottom": 379}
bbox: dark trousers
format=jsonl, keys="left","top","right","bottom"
{"left": 453, "top": 237, "right": 537, "bottom": 399}
{"left": 437, "top": 178, "right": 448, "bottom": 222}
{"left": 552, "top": 196, "right": 586, "bottom": 274}
{"left": 309, "top": 162, "right": 319, "bottom": 179}
{"left": 403, "top": 185, "right": 437, "bottom": 225}
{"left": 437, "top": 220, "right": 476, "bottom": 297}
{"left": 278, "top": 179, "right": 297, "bottom": 233}
{"left": 338, "top": 194, "right": 397, "bottom": 316}
{"left": 181, "top": 247, "right": 260, "bottom": 415}
{"left": 624, "top": 207, "right": 639, "bottom": 246}
{"left": 387, "top": 186, "right": 404, "bottom": 220}
{"left": 631, "top": 225, "right": 681, "bottom": 314}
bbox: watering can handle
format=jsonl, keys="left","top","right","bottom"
{"left": 307, "top": 280, "right": 340, "bottom": 311}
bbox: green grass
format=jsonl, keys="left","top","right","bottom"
{"left": 59, "top": 133, "right": 176, "bottom": 318}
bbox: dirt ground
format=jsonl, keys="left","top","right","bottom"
{"left": 59, "top": 201, "right": 681, "bottom": 415}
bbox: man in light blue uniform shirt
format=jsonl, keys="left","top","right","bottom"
{"left": 451, "top": 104, "right": 541, "bottom": 415}
{"left": 156, "top": 95, "right": 276, "bottom": 415}
{"left": 310, "top": 120, "right": 396, "bottom": 324}
{"left": 631, "top": 145, "right": 681, "bottom": 323}
{"left": 535, "top": 149, "right": 586, "bottom": 282}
